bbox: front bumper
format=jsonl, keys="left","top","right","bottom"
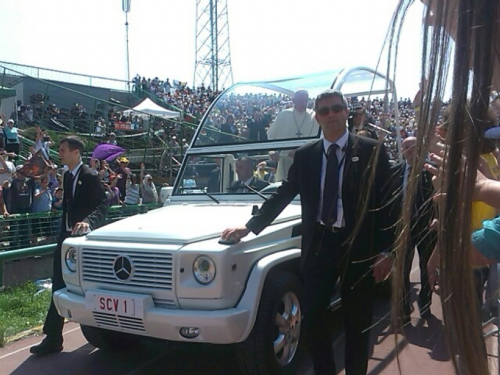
{"left": 53, "top": 289, "right": 251, "bottom": 344}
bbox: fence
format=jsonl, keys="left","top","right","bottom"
{"left": 0, "top": 61, "right": 130, "bottom": 91}
{"left": 0, "top": 202, "right": 161, "bottom": 288}
{"left": 0, "top": 202, "right": 160, "bottom": 252}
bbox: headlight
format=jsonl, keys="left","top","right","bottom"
{"left": 193, "top": 256, "right": 216, "bottom": 285}
{"left": 65, "top": 247, "right": 78, "bottom": 273}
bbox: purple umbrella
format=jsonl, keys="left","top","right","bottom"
{"left": 92, "top": 144, "right": 126, "bottom": 162}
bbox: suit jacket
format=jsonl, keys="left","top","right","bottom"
{"left": 246, "top": 133, "right": 394, "bottom": 268}
{"left": 207, "top": 167, "right": 221, "bottom": 193}
{"left": 229, "top": 176, "right": 269, "bottom": 192}
{"left": 348, "top": 123, "right": 378, "bottom": 140}
{"left": 219, "top": 122, "right": 239, "bottom": 143}
{"left": 63, "top": 164, "right": 107, "bottom": 233}
{"left": 389, "top": 162, "right": 435, "bottom": 238}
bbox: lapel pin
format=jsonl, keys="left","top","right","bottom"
{"left": 78, "top": 180, "right": 82, "bottom": 185}
{"left": 352, "top": 156, "right": 359, "bottom": 162}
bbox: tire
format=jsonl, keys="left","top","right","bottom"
{"left": 80, "top": 325, "right": 140, "bottom": 351}
{"left": 236, "top": 271, "right": 304, "bottom": 375}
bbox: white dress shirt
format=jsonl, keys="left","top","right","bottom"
{"left": 66, "top": 161, "right": 83, "bottom": 231}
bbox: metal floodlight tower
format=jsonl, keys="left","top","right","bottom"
{"left": 122, "top": 0, "right": 131, "bottom": 91}
{"left": 194, "top": 0, "right": 234, "bottom": 91}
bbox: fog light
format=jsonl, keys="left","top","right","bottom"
{"left": 180, "top": 327, "right": 200, "bottom": 339}
{"left": 67, "top": 309, "right": 72, "bottom": 319}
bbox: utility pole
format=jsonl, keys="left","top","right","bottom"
{"left": 122, "top": 0, "right": 131, "bottom": 91}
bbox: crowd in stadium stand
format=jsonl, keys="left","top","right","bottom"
{"left": 6, "top": 83, "right": 423, "bottom": 163}
{"left": 0, "top": 141, "right": 160, "bottom": 249}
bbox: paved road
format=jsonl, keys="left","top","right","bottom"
{"left": 1, "top": 259, "right": 497, "bottom": 375}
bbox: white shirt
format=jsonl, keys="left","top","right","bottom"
{"left": 66, "top": 161, "right": 83, "bottom": 231}
{"left": 0, "top": 159, "right": 15, "bottom": 185}
{"left": 318, "top": 130, "right": 349, "bottom": 228}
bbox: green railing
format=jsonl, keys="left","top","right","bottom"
{"left": 0, "top": 244, "right": 56, "bottom": 290}
{"left": 0, "top": 202, "right": 161, "bottom": 252}
{"left": 0, "top": 202, "right": 161, "bottom": 288}
{"left": 0, "top": 61, "right": 130, "bottom": 91}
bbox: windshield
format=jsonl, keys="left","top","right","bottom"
{"left": 174, "top": 147, "right": 301, "bottom": 196}
{"left": 194, "top": 84, "right": 321, "bottom": 147}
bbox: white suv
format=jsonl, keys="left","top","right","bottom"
{"left": 54, "top": 68, "right": 401, "bottom": 374}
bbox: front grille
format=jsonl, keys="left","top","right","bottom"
{"left": 82, "top": 248, "right": 173, "bottom": 290}
{"left": 93, "top": 312, "right": 145, "bottom": 332}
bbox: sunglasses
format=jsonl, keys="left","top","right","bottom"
{"left": 317, "top": 104, "right": 345, "bottom": 116}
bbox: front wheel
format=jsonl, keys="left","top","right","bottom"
{"left": 236, "top": 271, "right": 303, "bottom": 375}
{"left": 80, "top": 325, "right": 140, "bottom": 351}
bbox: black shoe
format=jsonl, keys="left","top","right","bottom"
{"left": 30, "top": 338, "right": 63, "bottom": 356}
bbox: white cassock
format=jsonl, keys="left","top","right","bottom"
{"left": 267, "top": 108, "right": 319, "bottom": 140}
{"left": 267, "top": 108, "right": 319, "bottom": 175}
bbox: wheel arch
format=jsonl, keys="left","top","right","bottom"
{"left": 235, "top": 248, "right": 301, "bottom": 342}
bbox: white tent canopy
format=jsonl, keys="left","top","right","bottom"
{"left": 123, "top": 98, "right": 181, "bottom": 119}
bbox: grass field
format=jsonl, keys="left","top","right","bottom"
{"left": 0, "top": 282, "right": 52, "bottom": 346}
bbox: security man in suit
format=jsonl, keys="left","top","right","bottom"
{"left": 391, "top": 137, "right": 437, "bottom": 320}
{"left": 222, "top": 90, "right": 393, "bottom": 375}
{"left": 31, "top": 136, "right": 107, "bottom": 356}
{"left": 348, "top": 105, "right": 378, "bottom": 140}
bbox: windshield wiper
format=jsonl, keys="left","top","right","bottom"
{"left": 202, "top": 190, "right": 220, "bottom": 204}
{"left": 242, "top": 183, "right": 268, "bottom": 201}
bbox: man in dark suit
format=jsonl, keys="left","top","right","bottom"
{"left": 348, "top": 105, "right": 378, "bottom": 140}
{"left": 246, "top": 108, "right": 270, "bottom": 141}
{"left": 30, "top": 136, "right": 107, "bottom": 356}
{"left": 228, "top": 156, "right": 269, "bottom": 193}
{"left": 390, "top": 136, "right": 437, "bottom": 320}
{"left": 222, "top": 90, "right": 393, "bottom": 375}
{"left": 218, "top": 114, "right": 239, "bottom": 144}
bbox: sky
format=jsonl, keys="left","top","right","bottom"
{"left": 0, "top": 0, "right": 428, "bottom": 98}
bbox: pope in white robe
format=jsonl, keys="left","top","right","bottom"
{"left": 267, "top": 89, "right": 319, "bottom": 173}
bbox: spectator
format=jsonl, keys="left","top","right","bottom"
{"left": 124, "top": 173, "right": 140, "bottom": 205}
{"left": 89, "top": 158, "right": 99, "bottom": 175}
{"left": 33, "top": 176, "right": 52, "bottom": 213}
{"left": 34, "top": 126, "right": 52, "bottom": 160}
{"left": 0, "top": 152, "right": 16, "bottom": 186}
{"left": 5, "top": 166, "right": 36, "bottom": 248}
{"left": 107, "top": 132, "right": 118, "bottom": 146}
{"left": 32, "top": 175, "right": 53, "bottom": 245}
{"left": 3, "top": 117, "right": 21, "bottom": 160}
{"left": 98, "top": 160, "right": 112, "bottom": 181}
{"left": 140, "top": 164, "right": 158, "bottom": 203}
{"left": 114, "top": 157, "right": 130, "bottom": 200}
{"left": 247, "top": 109, "right": 270, "bottom": 142}
{"left": 51, "top": 187, "right": 63, "bottom": 238}
{"left": 0, "top": 186, "right": 9, "bottom": 218}
{"left": 47, "top": 165, "right": 60, "bottom": 193}
{"left": 103, "top": 174, "right": 122, "bottom": 206}
{"left": 219, "top": 114, "right": 239, "bottom": 143}
{"left": 7, "top": 166, "right": 36, "bottom": 214}
{"left": 51, "top": 187, "right": 63, "bottom": 212}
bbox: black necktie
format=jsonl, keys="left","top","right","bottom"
{"left": 321, "top": 144, "right": 339, "bottom": 226}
